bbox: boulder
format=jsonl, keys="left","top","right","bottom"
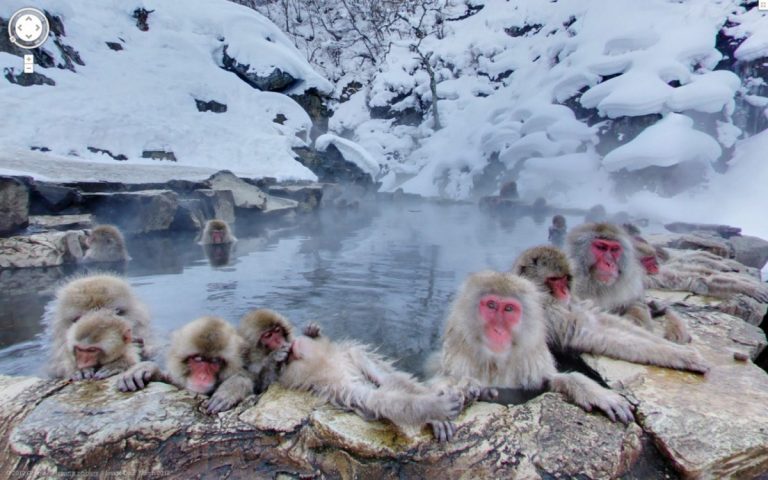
{"left": 29, "top": 182, "right": 82, "bottom": 214}
{"left": 664, "top": 222, "right": 742, "bottom": 239}
{"left": 586, "top": 296, "right": 768, "bottom": 479}
{"left": 0, "top": 230, "right": 86, "bottom": 269}
{"left": 82, "top": 190, "right": 179, "bottom": 234}
{"left": 0, "top": 177, "right": 29, "bottom": 235}
{"left": 266, "top": 184, "right": 324, "bottom": 213}
{"left": 729, "top": 235, "right": 768, "bottom": 270}
{"left": 206, "top": 171, "right": 297, "bottom": 214}
{"left": 171, "top": 190, "right": 235, "bottom": 231}
{"left": 29, "top": 214, "right": 93, "bottom": 232}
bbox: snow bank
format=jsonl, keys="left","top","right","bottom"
{"left": 0, "top": 0, "right": 332, "bottom": 181}
{"left": 602, "top": 113, "right": 721, "bottom": 172}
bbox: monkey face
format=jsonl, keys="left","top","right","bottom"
{"left": 260, "top": 326, "right": 286, "bottom": 351}
{"left": 641, "top": 255, "right": 659, "bottom": 275}
{"left": 478, "top": 294, "right": 521, "bottom": 353}
{"left": 590, "top": 239, "right": 622, "bottom": 284}
{"left": 545, "top": 276, "right": 571, "bottom": 304}
{"left": 74, "top": 345, "right": 101, "bottom": 369}
{"left": 185, "top": 355, "right": 224, "bottom": 394}
{"left": 210, "top": 229, "right": 226, "bottom": 244}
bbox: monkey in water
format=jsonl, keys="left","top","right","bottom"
{"left": 56, "top": 309, "right": 141, "bottom": 381}
{"left": 512, "top": 245, "right": 709, "bottom": 373}
{"left": 49, "top": 274, "right": 153, "bottom": 378}
{"left": 548, "top": 215, "right": 567, "bottom": 248}
{"left": 430, "top": 271, "right": 634, "bottom": 424}
{"left": 82, "top": 225, "right": 131, "bottom": 263}
{"left": 238, "top": 308, "right": 320, "bottom": 393}
{"left": 279, "top": 332, "right": 464, "bottom": 442}
{"left": 200, "top": 219, "right": 237, "bottom": 245}
{"left": 117, "top": 316, "right": 253, "bottom": 414}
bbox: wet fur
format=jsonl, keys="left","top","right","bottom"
{"left": 430, "top": 271, "right": 634, "bottom": 423}
{"left": 513, "top": 246, "right": 708, "bottom": 373}
{"left": 280, "top": 336, "right": 460, "bottom": 432}
{"left": 239, "top": 309, "right": 294, "bottom": 392}
{"left": 49, "top": 274, "right": 152, "bottom": 378}
{"left": 83, "top": 225, "right": 130, "bottom": 263}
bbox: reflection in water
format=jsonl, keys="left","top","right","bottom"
{"left": 204, "top": 243, "right": 235, "bottom": 267}
{"left": 0, "top": 202, "right": 567, "bottom": 377}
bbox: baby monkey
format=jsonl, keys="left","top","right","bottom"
{"left": 62, "top": 309, "right": 140, "bottom": 381}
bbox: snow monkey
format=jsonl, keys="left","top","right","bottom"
{"left": 200, "top": 219, "right": 237, "bottom": 245}
{"left": 548, "top": 215, "right": 567, "bottom": 248}
{"left": 512, "top": 246, "right": 709, "bottom": 373}
{"left": 82, "top": 225, "right": 131, "bottom": 263}
{"left": 117, "top": 316, "right": 253, "bottom": 414}
{"left": 238, "top": 308, "right": 320, "bottom": 393}
{"left": 430, "top": 271, "right": 634, "bottom": 424}
{"left": 566, "top": 223, "right": 654, "bottom": 331}
{"left": 58, "top": 309, "right": 141, "bottom": 380}
{"left": 633, "top": 238, "right": 768, "bottom": 304}
{"left": 49, "top": 274, "right": 152, "bottom": 378}
{"left": 280, "top": 332, "right": 464, "bottom": 442}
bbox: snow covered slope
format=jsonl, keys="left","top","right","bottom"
{"left": 0, "top": 0, "right": 332, "bottom": 180}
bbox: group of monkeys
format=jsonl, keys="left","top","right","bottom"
{"left": 48, "top": 216, "right": 768, "bottom": 442}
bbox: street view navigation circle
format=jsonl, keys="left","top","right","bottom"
{"left": 8, "top": 7, "right": 50, "bottom": 49}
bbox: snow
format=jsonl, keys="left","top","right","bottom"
{"left": 315, "top": 134, "right": 380, "bottom": 178}
{"left": 0, "top": 0, "right": 332, "bottom": 181}
{"left": 602, "top": 113, "right": 721, "bottom": 172}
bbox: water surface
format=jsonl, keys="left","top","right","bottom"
{"left": 0, "top": 201, "right": 563, "bottom": 377}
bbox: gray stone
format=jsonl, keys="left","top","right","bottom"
{"left": 729, "top": 235, "right": 768, "bottom": 269}
{"left": 83, "top": 190, "right": 179, "bottom": 234}
{"left": 30, "top": 182, "right": 82, "bottom": 214}
{"left": 0, "top": 230, "right": 86, "bottom": 269}
{"left": 206, "top": 171, "right": 297, "bottom": 213}
{"left": 0, "top": 177, "right": 29, "bottom": 235}
{"left": 29, "top": 214, "right": 93, "bottom": 231}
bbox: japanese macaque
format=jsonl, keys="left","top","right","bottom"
{"left": 280, "top": 333, "right": 463, "bottom": 442}
{"left": 58, "top": 309, "right": 141, "bottom": 380}
{"left": 117, "top": 316, "right": 253, "bottom": 414}
{"left": 634, "top": 239, "right": 768, "bottom": 304}
{"left": 82, "top": 225, "right": 131, "bottom": 263}
{"left": 238, "top": 309, "right": 320, "bottom": 393}
{"left": 548, "top": 215, "right": 567, "bottom": 247}
{"left": 566, "top": 223, "right": 653, "bottom": 330}
{"left": 512, "top": 246, "right": 708, "bottom": 373}
{"left": 200, "top": 219, "right": 236, "bottom": 245}
{"left": 430, "top": 271, "right": 634, "bottom": 424}
{"left": 49, "top": 274, "right": 152, "bottom": 378}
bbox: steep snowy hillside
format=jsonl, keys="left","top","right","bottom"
{"left": 0, "top": 0, "right": 332, "bottom": 180}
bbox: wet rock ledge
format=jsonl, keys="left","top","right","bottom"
{"left": 0, "top": 260, "right": 767, "bottom": 478}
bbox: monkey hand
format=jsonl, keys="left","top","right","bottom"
{"left": 675, "top": 349, "right": 710, "bottom": 374}
{"left": 71, "top": 368, "right": 96, "bottom": 381}
{"left": 582, "top": 390, "right": 634, "bottom": 425}
{"left": 116, "top": 361, "right": 159, "bottom": 392}
{"left": 93, "top": 367, "right": 123, "bottom": 380}
{"left": 434, "top": 390, "right": 464, "bottom": 420}
{"left": 664, "top": 322, "right": 692, "bottom": 345}
{"left": 461, "top": 384, "right": 498, "bottom": 407}
{"left": 428, "top": 420, "right": 457, "bottom": 443}
{"left": 303, "top": 322, "right": 321, "bottom": 338}
{"left": 204, "top": 392, "right": 238, "bottom": 414}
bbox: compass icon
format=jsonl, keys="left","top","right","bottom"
{"left": 8, "top": 7, "right": 50, "bottom": 49}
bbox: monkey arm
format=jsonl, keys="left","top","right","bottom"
{"left": 205, "top": 371, "right": 254, "bottom": 414}
{"left": 116, "top": 361, "right": 165, "bottom": 392}
{"left": 621, "top": 301, "right": 654, "bottom": 330}
{"left": 566, "top": 310, "right": 707, "bottom": 373}
{"left": 548, "top": 372, "right": 634, "bottom": 424}
{"left": 93, "top": 356, "right": 137, "bottom": 380}
{"left": 254, "top": 343, "right": 291, "bottom": 393}
{"left": 660, "top": 308, "right": 692, "bottom": 344}
{"left": 701, "top": 275, "right": 768, "bottom": 303}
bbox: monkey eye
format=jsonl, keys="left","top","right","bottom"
{"left": 486, "top": 300, "right": 497, "bottom": 310}
{"left": 190, "top": 355, "right": 206, "bottom": 363}
{"left": 115, "top": 308, "right": 126, "bottom": 316}
{"left": 71, "top": 315, "right": 81, "bottom": 323}
{"left": 504, "top": 305, "right": 515, "bottom": 312}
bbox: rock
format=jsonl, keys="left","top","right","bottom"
{"left": 664, "top": 222, "right": 742, "bottom": 239}
{"left": 221, "top": 46, "right": 296, "bottom": 92}
{"left": 729, "top": 235, "right": 768, "bottom": 269}
{"left": 29, "top": 181, "right": 82, "bottom": 214}
{"left": 293, "top": 146, "right": 375, "bottom": 186}
{"left": 2, "top": 379, "right": 644, "bottom": 478}
{"left": 585, "top": 306, "right": 768, "bottom": 478}
{"left": 29, "top": 214, "right": 94, "bottom": 232}
{"left": 206, "top": 171, "right": 297, "bottom": 214}
{"left": 0, "top": 177, "right": 29, "bottom": 235}
{"left": 649, "top": 233, "right": 735, "bottom": 258}
{"left": 82, "top": 190, "right": 179, "bottom": 234}
{"left": 171, "top": 190, "right": 235, "bottom": 231}
{"left": 0, "top": 230, "right": 86, "bottom": 269}
{"left": 266, "top": 184, "right": 323, "bottom": 212}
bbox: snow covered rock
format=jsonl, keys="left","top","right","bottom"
{"left": 206, "top": 170, "right": 298, "bottom": 213}
{"left": 0, "top": 177, "right": 28, "bottom": 235}
{"left": 0, "top": 230, "right": 85, "bottom": 269}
